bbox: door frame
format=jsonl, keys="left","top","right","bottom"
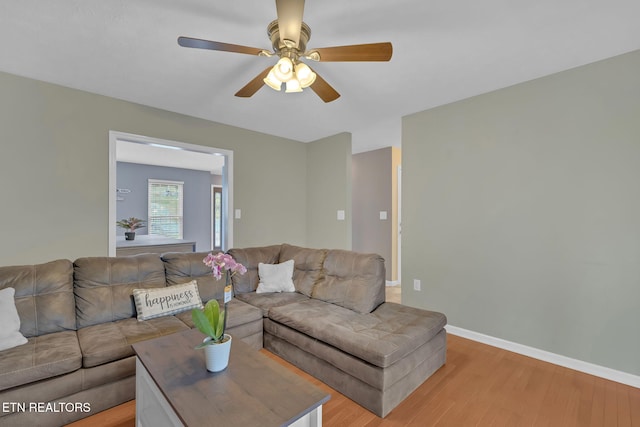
{"left": 108, "top": 131, "right": 234, "bottom": 256}
{"left": 211, "top": 185, "right": 223, "bottom": 250}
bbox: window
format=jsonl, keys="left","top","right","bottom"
{"left": 148, "top": 179, "right": 184, "bottom": 239}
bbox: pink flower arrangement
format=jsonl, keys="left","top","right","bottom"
{"left": 203, "top": 253, "right": 247, "bottom": 280}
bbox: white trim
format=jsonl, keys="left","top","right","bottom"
{"left": 211, "top": 184, "right": 223, "bottom": 250}
{"left": 223, "top": 151, "right": 233, "bottom": 251}
{"left": 109, "top": 137, "right": 117, "bottom": 256}
{"left": 397, "top": 165, "right": 402, "bottom": 285}
{"left": 445, "top": 325, "right": 640, "bottom": 389}
{"left": 108, "top": 131, "right": 234, "bottom": 256}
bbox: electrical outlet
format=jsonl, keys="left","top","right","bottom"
{"left": 413, "top": 279, "right": 421, "bottom": 291}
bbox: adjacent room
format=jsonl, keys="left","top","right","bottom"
{"left": 1, "top": 1, "right": 639, "bottom": 426}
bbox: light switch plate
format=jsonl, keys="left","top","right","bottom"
{"left": 379, "top": 211, "right": 388, "bottom": 220}
{"left": 234, "top": 209, "right": 241, "bottom": 219}
{"left": 337, "top": 210, "right": 345, "bottom": 221}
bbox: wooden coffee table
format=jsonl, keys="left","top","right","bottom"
{"left": 132, "top": 328, "right": 330, "bottom": 427}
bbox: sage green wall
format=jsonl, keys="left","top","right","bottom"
{"left": 0, "top": 71, "right": 313, "bottom": 265}
{"left": 306, "top": 133, "right": 352, "bottom": 250}
{"left": 402, "top": 50, "right": 640, "bottom": 375}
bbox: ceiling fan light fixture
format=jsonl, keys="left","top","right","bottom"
{"left": 263, "top": 68, "right": 282, "bottom": 91}
{"left": 285, "top": 77, "right": 303, "bottom": 93}
{"left": 295, "top": 62, "right": 316, "bottom": 88}
{"left": 273, "top": 57, "right": 294, "bottom": 82}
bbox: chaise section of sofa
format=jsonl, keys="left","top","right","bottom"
{"left": 228, "top": 244, "right": 448, "bottom": 417}
{"left": 265, "top": 300, "right": 447, "bottom": 417}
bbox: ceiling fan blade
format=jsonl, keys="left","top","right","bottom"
{"left": 276, "top": 0, "right": 305, "bottom": 48}
{"left": 235, "top": 67, "right": 272, "bottom": 98}
{"left": 309, "top": 70, "right": 340, "bottom": 103}
{"left": 308, "top": 42, "right": 393, "bottom": 62}
{"left": 178, "top": 36, "right": 264, "bottom": 56}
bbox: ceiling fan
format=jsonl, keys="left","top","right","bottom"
{"left": 178, "top": 0, "right": 392, "bottom": 103}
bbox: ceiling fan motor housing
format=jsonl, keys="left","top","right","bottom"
{"left": 267, "top": 20, "right": 311, "bottom": 57}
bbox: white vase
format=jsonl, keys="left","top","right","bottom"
{"left": 203, "top": 334, "right": 232, "bottom": 372}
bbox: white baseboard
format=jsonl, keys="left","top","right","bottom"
{"left": 385, "top": 280, "right": 400, "bottom": 287}
{"left": 445, "top": 325, "right": 640, "bottom": 389}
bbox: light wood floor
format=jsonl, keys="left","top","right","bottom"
{"left": 67, "top": 333, "right": 640, "bottom": 427}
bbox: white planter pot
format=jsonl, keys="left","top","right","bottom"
{"left": 203, "top": 334, "right": 232, "bottom": 372}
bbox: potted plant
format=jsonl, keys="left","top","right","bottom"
{"left": 192, "top": 299, "right": 232, "bottom": 372}
{"left": 116, "top": 217, "right": 146, "bottom": 240}
{"left": 192, "top": 253, "right": 247, "bottom": 372}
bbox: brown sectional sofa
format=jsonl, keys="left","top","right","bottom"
{"left": 0, "top": 244, "right": 446, "bottom": 426}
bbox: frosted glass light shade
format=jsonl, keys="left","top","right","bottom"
{"left": 273, "top": 57, "right": 294, "bottom": 82}
{"left": 295, "top": 62, "right": 316, "bottom": 88}
{"left": 263, "top": 68, "right": 282, "bottom": 91}
{"left": 285, "top": 78, "right": 303, "bottom": 93}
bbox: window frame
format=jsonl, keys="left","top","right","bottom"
{"left": 147, "top": 179, "right": 185, "bottom": 239}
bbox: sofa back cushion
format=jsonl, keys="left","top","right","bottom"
{"left": 227, "top": 245, "right": 281, "bottom": 293}
{"left": 278, "top": 244, "right": 327, "bottom": 297}
{"left": 162, "top": 251, "right": 225, "bottom": 302}
{"left": 74, "top": 255, "right": 166, "bottom": 328}
{"left": 312, "top": 250, "right": 386, "bottom": 314}
{"left": 0, "top": 259, "right": 76, "bottom": 337}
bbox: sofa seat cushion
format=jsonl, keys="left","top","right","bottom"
{"left": 175, "top": 298, "right": 262, "bottom": 329}
{"left": 78, "top": 316, "right": 189, "bottom": 368}
{"left": 268, "top": 300, "right": 447, "bottom": 368}
{"left": 264, "top": 321, "right": 447, "bottom": 395}
{"left": 0, "top": 331, "right": 81, "bottom": 391}
{"left": 235, "top": 291, "right": 309, "bottom": 317}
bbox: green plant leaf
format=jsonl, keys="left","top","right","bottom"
{"left": 205, "top": 300, "right": 219, "bottom": 330}
{"left": 215, "top": 309, "right": 225, "bottom": 339}
{"left": 191, "top": 299, "right": 226, "bottom": 344}
{"left": 191, "top": 308, "right": 216, "bottom": 339}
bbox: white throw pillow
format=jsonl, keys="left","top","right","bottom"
{"left": 256, "top": 260, "right": 295, "bottom": 294}
{"left": 133, "top": 280, "right": 203, "bottom": 321}
{"left": 0, "top": 287, "right": 28, "bottom": 352}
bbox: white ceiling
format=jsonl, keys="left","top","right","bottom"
{"left": 1, "top": 1, "right": 639, "bottom": 154}
{"left": 117, "top": 140, "right": 225, "bottom": 174}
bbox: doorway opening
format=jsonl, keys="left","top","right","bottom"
{"left": 108, "top": 131, "right": 234, "bottom": 256}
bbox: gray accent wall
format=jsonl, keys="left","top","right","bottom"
{"left": 402, "top": 49, "right": 640, "bottom": 375}
{"left": 0, "top": 71, "right": 352, "bottom": 265}
{"left": 352, "top": 147, "right": 394, "bottom": 280}
{"left": 116, "top": 162, "right": 216, "bottom": 251}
